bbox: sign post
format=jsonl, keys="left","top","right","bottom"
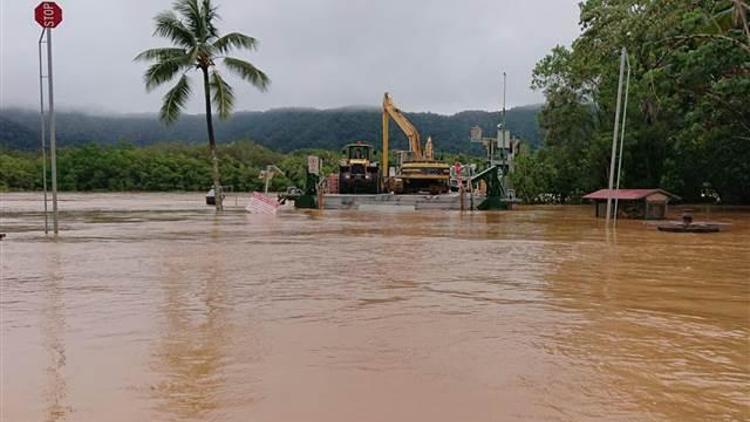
{"left": 35, "top": 2, "right": 62, "bottom": 235}
{"left": 38, "top": 30, "right": 48, "bottom": 234}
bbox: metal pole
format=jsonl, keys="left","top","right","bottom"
{"left": 606, "top": 47, "right": 626, "bottom": 226}
{"left": 46, "top": 28, "right": 59, "bottom": 235}
{"left": 460, "top": 184, "right": 465, "bottom": 212}
{"left": 469, "top": 172, "right": 474, "bottom": 210}
{"left": 502, "top": 71, "right": 507, "bottom": 166}
{"left": 613, "top": 55, "right": 631, "bottom": 226}
{"left": 38, "top": 29, "right": 49, "bottom": 235}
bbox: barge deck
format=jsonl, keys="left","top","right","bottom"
{"left": 318, "top": 193, "right": 501, "bottom": 211}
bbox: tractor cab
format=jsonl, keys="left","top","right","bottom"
{"left": 342, "top": 142, "right": 375, "bottom": 162}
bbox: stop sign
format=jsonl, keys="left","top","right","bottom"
{"left": 35, "top": 2, "right": 63, "bottom": 28}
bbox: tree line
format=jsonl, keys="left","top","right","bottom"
{"left": 0, "top": 141, "right": 479, "bottom": 193}
{"left": 1, "top": 142, "right": 307, "bottom": 193}
{"left": 510, "top": 0, "right": 749, "bottom": 204}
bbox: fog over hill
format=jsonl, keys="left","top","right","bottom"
{"left": 0, "top": 105, "right": 542, "bottom": 154}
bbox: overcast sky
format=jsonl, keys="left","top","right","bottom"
{"left": 1, "top": 0, "right": 581, "bottom": 115}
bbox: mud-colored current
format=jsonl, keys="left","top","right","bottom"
{"left": 1, "top": 193, "right": 748, "bottom": 421}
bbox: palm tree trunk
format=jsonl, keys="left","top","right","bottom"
{"left": 202, "top": 67, "right": 222, "bottom": 211}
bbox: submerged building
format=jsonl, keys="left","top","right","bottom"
{"left": 583, "top": 189, "right": 680, "bottom": 220}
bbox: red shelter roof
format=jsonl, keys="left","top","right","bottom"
{"left": 582, "top": 189, "right": 679, "bottom": 200}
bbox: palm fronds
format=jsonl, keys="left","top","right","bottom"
{"left": 137, "top": 0, "right": 269, "bottom": 124}
{"left": 134, "top": 47, "right": 186, "bottom": 62}
{"left": 210, "top": 70, "right": 235, "bottom": 119}
{"left": 153, "top": 11, "right": 195, "bottom": 47}
{"left": 224, "top": 57, "right": 270, "bottom": 91}
{"left": 160, "top": 75, "right": 192, "bottom": 124}
{"left": 213, "top": 33, "right": 258, "bottom": 54}
{"left": 144, "top": 56, "right": 191, "bottom": 91}
{"left": 174, "top": 0, "right": 219, "bottom": 43}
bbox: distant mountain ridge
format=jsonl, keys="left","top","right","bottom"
{"left": 0, "top": 105, "right": 542, "bottom": 154}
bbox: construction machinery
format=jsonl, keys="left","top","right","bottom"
{"left": 339, "top": 142, "right": 379, "bottom": 194}
{"left": 382, "top": 93, "right": 450, "bottom": 194}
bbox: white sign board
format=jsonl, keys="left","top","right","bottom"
{"left": 470, "top": 126, "right": 483, "bottom": 143}
{"left": 307, "top": 155, "right": 321, "bottom": 175}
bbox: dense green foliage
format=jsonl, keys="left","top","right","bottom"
{"left": 0, "top": 142, "right": 486, "bottom": 193}
{"left": 512, "top": 0, "right": 750, "bottom": 204}
{"left": 0, "top": 106, "right": 542, "bottom": 154}
{"left": 1, "top": 142, "right": 320, "bottom": 192}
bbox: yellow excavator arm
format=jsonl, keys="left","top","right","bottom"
{"left": 382, "top": 93, "right": 423, "bottom": 167}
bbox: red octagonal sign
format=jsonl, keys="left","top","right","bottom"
{"left": 35, "top": 2, "right": 63, "bottom": 29}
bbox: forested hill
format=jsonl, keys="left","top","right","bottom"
{"left": 0, "top": 105, "right": 541, "bottom": 153}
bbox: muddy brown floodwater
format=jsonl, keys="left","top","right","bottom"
{"left": 1, "top": 192, "right": 748, "bottom": 421}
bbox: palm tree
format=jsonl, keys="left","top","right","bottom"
{"left": 135, "top": 0, "right": 269, "bottom": 211}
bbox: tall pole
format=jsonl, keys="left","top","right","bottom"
{"left": 46, "top": 27, "right": 59, "bottom": 235}
{"left": 502, "top": 71, "right": 507, "bottom": 164}
{"left": 606, "top": 47, "right": 626, "bottom": 226}
{"left": 613, "top": 55, "right": 630, "bottom": 226}
{"left": 38, "top": 29, "right": 49, "bottom": 234}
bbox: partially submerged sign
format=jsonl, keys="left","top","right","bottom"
{"left": 246, "top": 192, "right": 281, "bottom": 214}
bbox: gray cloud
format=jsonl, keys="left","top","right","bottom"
{"left": 1, "top": 0, "right": 580, "bottom": 114}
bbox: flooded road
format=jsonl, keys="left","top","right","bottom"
{"left": 1, "top": 192, "right": 748, "bottom": 421}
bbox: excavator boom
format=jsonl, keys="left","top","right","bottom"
{"left": 383, "top": 93, "right": 423, "bottom": 160}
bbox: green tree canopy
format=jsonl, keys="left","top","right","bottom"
{"left": 528, "top": 0, "right": 750, "bottom": 203}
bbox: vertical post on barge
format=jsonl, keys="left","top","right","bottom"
{"left": 501, "top": 71, "right": 507, "bottom": 167}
